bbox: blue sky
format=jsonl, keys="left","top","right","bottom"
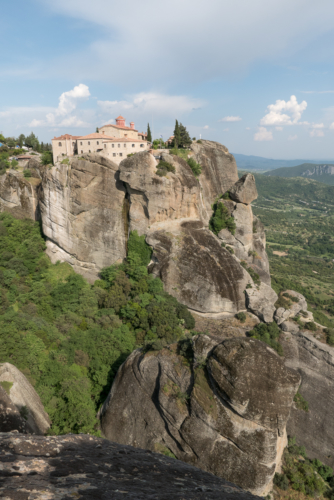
{"left": 2, "top": 0, "right": 334, "bottom": 158}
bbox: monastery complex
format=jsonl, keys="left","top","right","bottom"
{"left": 52, "top": 116, "right": 149, "bottom": 164}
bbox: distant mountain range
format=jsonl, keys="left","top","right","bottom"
{"left": 262, "top": 163, "right": 334, "bottom": 186}
{"left": 232, "top": 153, "right": 334, "bottom": 172}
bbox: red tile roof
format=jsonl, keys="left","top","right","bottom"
{"left": 102, "top": 138, "right": 147, "bottom": 143}
{"left": 52, "top": 134, "right": 81, "bottom": 140}
{"left": 99, "top": 124, "right": 138, "bottom": 132}
{"left": 77, "top": 133, "right": 116, "bottom": 140}
{"left": 116, "top": 115, "right": 125, "bottom": 120}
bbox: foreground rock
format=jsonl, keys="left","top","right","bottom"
{"left": 229, "top": 173, "right": 258, "bottom": 205}
{"left": 245, "top": 283, "right": 278, "bottom": 323}
{"left": 0, "top": 433, "right": 260, "bottom": 500}
{"left": 274, "top": 290, "right": 308, "bottom": 325}
{"left": 0, "top": 363, "right": 50, "bottom": 435}
{"left": 147, "top": 220, "right": 249, "bottom": 314}
{"left": 0, "top": 170, "right": 40, "bottom": 220}
{"left": 101, "top": 336, "right": 300, "bottom": 495}
{"left": 0, "top": 386, "right": 33, "bottom": 434}
{"left": 38, "top": 153, "right": 127, "bottom": 282}
{"left": 282, "top": 330, "right": 334, "bottom": 468}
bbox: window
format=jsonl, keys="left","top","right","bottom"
{"left": 118, "top": 144, "right": 121, "bottom": 148}
{"left": 124, "top": 144, "right": 126, "bottom": 148}
{"left": 112, "top": 144, "right": 115, "bottom": 148}
{"left": 113, "top": 153, "right": 116, "bottom": 157}
{"left": 119, "top": 153, "right": 123, "bottom": 157}
{"left": 88, "top": 141, "right": 90, "bottom": 145}
{"left": 97, "top": 141, "right": 99, "bottom": 145}
{"left": 132, "top": 144, "right": 135, "bottom": 148}
{"left": 140, "top": 144, "right": 144, "bottom": 148}
{"left": 72, "top": 142, "right": 75, "bottom": 146}
{"left": 58, "top": 142, "right": 62, "bottom": 146}
{"left": 80, "top": 142, "right": 82, "bottom": 145}
{"left": 81, "top": 150, "right": 83, "bottom": 153}
{"left": 104, "top": 144, "right": 106, "bottom": 149}
{"left": 89, "top": 150, "right": 91, "bottom": 153}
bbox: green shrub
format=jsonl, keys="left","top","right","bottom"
{"left": 294, "top": 392, "right": 309, "bottom": 412}
{"left": 209, "top": 201, "right": 236, "bottom": 236}
{"left": 20, "top": 405, "right": 29, "bottom": 420}
{"left": 41, "top": 151, "right": 53, "bottom": 166}
{"left": 156, "top": 160, "right": 175, "bottom": 177}
{"left": 196, "top": 140, "right": 202, "bottom": 144}
{"left": 325, "top": 328, "right": 334, "bottom": 346}
{"left": 61, "top": 158, "right": 69, "bottom": 165}
{"left": 252, "top": 221, "right": 257, "bottom": 233}
{"left": 305, "top": 321, "right": 317, "bottom": 331}
{"left": 235, "top": 312, "right": 246, "bottom": 323}
{"left": 275, "top": 294, "right": 292, "bottom": 309}
{"left": 283, "top": 292, "right": 299, "bottom": 303}
{"left": 240, "top": 261, "right": 261, "bottom": 286}
{"left": 0, "top": 381, "right": 13, "bottom": 395}
{"left": 222, "top": 191, "right": 231, "bottom": 200}
{"left": 186, "top": 157, "right": 202, "bottom": 177}
{"left": 227, "top": 246, "right": 234, "bottom": 254}
{"left": 249, "top": 322, "right": 283, "bottom": 355}
{"left": 274, "top": 473, "right": 289, "bottom": 490}
{"left": 23, "top": 170, "right": 32, "bottom": 178}
{"left": 127, "top": 230, "right": 152, "bottom": 266}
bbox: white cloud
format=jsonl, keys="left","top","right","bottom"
{"left": 260, "top": 95, "right": 307, "bottom": 126}
{"left": 219, "top": 116, "right": 242, "bottom": 122}
{"left": 254, "top": 127, "right": 273, "bottom": 141}
{"left": 203, "top": 125, "right": 209, "bottom": 129}
{"left": 288, "top": 134, "right": 298, "bottom": 141}
{"left": 34, "top": 0, "right": 334, "bottom": 85}
{"left": 98, "top": 92, "right": 205, "bottom": 119}
{"left": 330, "top": 122, "right": 334, "bottom": 129}
{"left": 276, "top": 126, "right": 283, "bottom": 131}
{"left": 310, "top": 129, "right": 324, "bottom": 137}
{"left": 29, "top": 84, "right": 91, "bottom": 128}
{"left": 245, "top": 127, "right": 251, "bottom": 130}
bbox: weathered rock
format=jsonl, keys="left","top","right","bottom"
{"left": 282, "top": 331, "right": 334, "bottom": 468}
{"left": 119, "top": 151, "right": 206, "bottom": 235}
{"left": 229, "top": 174, "right": 258, "bottom": 205}
{"left": 0, "top": 386, "right": 33, "bottom": 434}
{"left": 147, "top": 219, "right": 249, "bottom": 314}
{"left": 0, "top": 170, "right": 40, "bottom": 220}
{"left": 0, "top": 432, "right": 259, "bottom": 500}
{"left": 281, "top": 321, "right": 299, "bottom": 334}
{"left": 100, "top": 337, "right": 300, "bottom": 495}
{"left": 38, "top": 153, "right": 127, "bottom": 282}
{"left": 0, "top": 363, "right": 50, "bottom": 435}
{"left": 274, "top": 290, "right": 308, "bottom": 325}
{"left": 191, "top": 140, "right": 239, "bottom": 220}
{"left": 245, "top": 283, "right": 278, "bottom": 323}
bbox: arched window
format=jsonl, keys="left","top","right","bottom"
{"left": 58, "top": 142, "right": 62, "bottom": 147}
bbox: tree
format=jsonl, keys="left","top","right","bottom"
{"left": 173, "top": 120, "right": 180, "bottom": 149}
{"left": 7, "top": 138, "right": 15, "bottom": 148}
{"left": 0, "top": 134, "right": 5, "bottom": 144}
{"left": 25, "top": 132, "right": 40, "bottom": 151}
{"left": 18, "top": 134, "right": 25, "bottom": 148}
{"left": 147, "top": 123, "right": 152, "bottom": 143}
{"left": 96, "top": 127, "right": 99, "bottom": 133}
{"left": 41, "top": 151, "right": 53, "bottom": 166}
{"left": 179, "top": 123, "right": 192, "bottom": 148}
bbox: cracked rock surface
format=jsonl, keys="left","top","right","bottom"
{"left": 0, "top": 432, "right": 260, "bottom": 500}
{"left": 100, "top": 336, "right": 300, "bottom": 495}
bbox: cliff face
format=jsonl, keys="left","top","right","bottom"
{"left": 100, "top": 335, "right": 300, "bottom": 495}
{"left": 38, "top": 153, "right": 127, "bottom": 282}
{"left": 0, "top": 170, "right": 40, "bottom": 220}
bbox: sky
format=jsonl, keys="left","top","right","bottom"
{"left": 2, "top": 0, "right": 334, "bottom": 158}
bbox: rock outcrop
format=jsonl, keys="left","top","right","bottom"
{"left": 274, "top": 290, "right": 308, "bottom": 325}
{"left": 147, "top": 220, "right": 249, "bottom": 315}
{"left": 100, "top": 335, "right": 300, "bottom": 495}
{"left": 282, "top": 331, "right": 334, "bottom": 469}
{"left": 0, "top": 363, "right": 50, "bottom": 435}
{"left": 0, "top": 386, "right": 33, "bottom": 434}
{"left": 229, "top": 173, "right": 258, "bottom": 205}
{"left": 0, "top": 432, "right": 259, "bottom": 500}
{"left": 38, "top": 153, "right": 127, "bottom": 282}
{"left": 245, "top": 283, "right": 278, "bottom": 323}
{"left": 190, "top": 140, "right": 239, "bottom": 219}
{"left": 0, "top": 170, "right": 40, "bottom": 220}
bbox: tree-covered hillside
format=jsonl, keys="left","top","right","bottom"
{"left": 263, "top": 163, "right": 334, "bottom": 185}
{"left": 0, "top": 212, "right": 194, "bottom": 435}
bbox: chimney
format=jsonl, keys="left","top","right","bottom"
{"left": 130, "top": 122, "right": 135, "bottom": 130}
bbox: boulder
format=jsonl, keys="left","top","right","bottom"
{"left": 0, "top": 170, "right": 40, "bottom": 220}
{"left": 245, "top": 283, "right": 278, "bottom": 323}
{"left": 147, "top": 219, "right": 249, "bottom": 315}
{"left": 274, "top": 290, "right": 308, "bottom": 325}
{"left": 100, "top": 336, "right": 300, "bottom": 495}
{"left": 281, "top": 331, "right": 334, "bottom": 468}
{"left": 119, "top": 151, "right": 206, "bottom": 235}
{"left": 0, "top": 385, "right": 33, "bottom": 434}
{"left": 38, "top": 153, "right": 127, "bottom": 282}
{"left": 0, "top": 433, "right": 259, "bottom": 500}
{"left": 0, "top": 363, "right": 50, "bottom": 434}
{"left": 229, "top": 174, "right": 258, "bottom": 205}
{"left": 281, "top": 321, "right": 299, "bottom": 334}
{"left": 191, "top": 140, "right": 239, "bottom": 221}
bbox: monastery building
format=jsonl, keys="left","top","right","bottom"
{"left": 52, "top": 116, "right": 149, "bottom": 164}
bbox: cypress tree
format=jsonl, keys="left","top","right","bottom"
{"left": 174, "top": 120, "right": 181, "bottom": 149}
{"left": 147, "top": 123, "right": 152, "bottom": 143}
{"left": 179, "top": 123, "right": 192, "bottom": 147}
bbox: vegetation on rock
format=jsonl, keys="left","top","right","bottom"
{"left": 156, "top": 160, "right": 175, "bottom": 177}
{"left": 209, "top": 200, "right": 236, "bottom": 235}
{"left": 294, "top": 391, "right": 309, "bottom": 412}
{"left": 249, "top": 322, "right": 283, "bottom": 355}
{"left": 0, "top": 211, "right": 194, "bottom": 435}
{"left": 186, "top": 157, "right": 202, "bottom": 177}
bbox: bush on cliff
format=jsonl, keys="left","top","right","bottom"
{"left": 186, "top": 157, "right": 202, "bottom": 177}
{"left": 209, "top": 200, "right": 236, "bottom": 236}
{"left": 249, "top": 322, "right": 283, "bottom": 355}
{"left": 0, "top": 211, "right": 194, "bottom": 436}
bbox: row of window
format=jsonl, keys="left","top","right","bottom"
{"left": 58, "top": 141, "right": 145, "bottom": 148}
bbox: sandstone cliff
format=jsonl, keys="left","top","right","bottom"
{"left": 0, "top": 362, "right": 50, "bottom": 435}
{"left": 0, "top": 169, "right": 40, "bottom": 220}
{"left": 100, "top": 335, "right": 300, "bottom": 495}
{"left": 38, "top": 153, "right": 127, "bottom": 282}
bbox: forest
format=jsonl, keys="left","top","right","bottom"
{"left": 0, "top": 213, "right": 194, "bottom": 435}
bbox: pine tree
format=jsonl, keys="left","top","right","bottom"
{"left": 147, "top": 123, "right": 152, "bottom": 143}
{"left": 173, "top": 120, "right": 181, "bottom": 149}
{"left": 179, "top": 123, "right": 192, "bottom": 148}
{"left": 96, "top": 127, "right": 99, "bottom": 133}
